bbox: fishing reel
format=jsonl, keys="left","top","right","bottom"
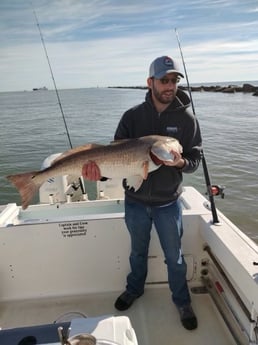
{"left": 207, "top": 185, "right": 225, "bottom": 199}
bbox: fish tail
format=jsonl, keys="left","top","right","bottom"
{"left": 6, "top": 171, "right": 41, "bottom": 209}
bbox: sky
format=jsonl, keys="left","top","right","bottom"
{"left": 1, "top": 0, "right": 258, "bottom": 92}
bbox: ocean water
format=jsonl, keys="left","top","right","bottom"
{"left": 0, "top": 86, "right": 257, "bottom": 243}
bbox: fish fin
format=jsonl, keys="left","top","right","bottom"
{"left": 142, "top": 161, "right": 149, "bottom": 179}
{"left": 6, "top": 171, "right": 41, "bottom": 210}
{"left": 124, "top": 161, "right": 151, "bottom": 191}
{"left": 125, "top": 175, "right": 144, "bottom": 191}
{"left": 52, "top": 143, "right": 104, "bottom": 164}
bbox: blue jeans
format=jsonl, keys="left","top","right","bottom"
{"left": 124, "top": 196, "right": 191, "bottom": 307}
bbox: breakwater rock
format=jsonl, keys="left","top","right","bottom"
{"left": 109, "top": 83, "right": 258, "bottom": 96}
{"left": 180, "top": 83, "right": 258, "bottom": 96}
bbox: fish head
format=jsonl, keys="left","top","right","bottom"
{"left": 150, "top": 137, "right": 182, "bottom": 163}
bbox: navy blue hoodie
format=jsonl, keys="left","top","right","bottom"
{"left": 114, "top": 88, "right": 202, "bottom": 206}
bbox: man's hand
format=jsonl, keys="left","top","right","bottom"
{"left": 163, "top": 149, "right": 185, "bottom": 168}
{"left": 82, "top": 161, "right": 101, "bottom": 181}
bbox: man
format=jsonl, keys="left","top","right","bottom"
{"left": 82, "top": 56, "right": 202, "bottom": 330}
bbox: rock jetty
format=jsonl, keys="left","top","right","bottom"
{"left": 181, "top": 83, "right": 258, "bottom": 96}
{"left": 109, "top": 83, "right": 258, "bottom": 96}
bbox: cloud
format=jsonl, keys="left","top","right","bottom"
{"left": 0, "top": 0, "right": 257, "bottom": 91}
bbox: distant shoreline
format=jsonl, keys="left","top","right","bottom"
{"left": 108, "top": 83, "right": 258, "bottom": 96}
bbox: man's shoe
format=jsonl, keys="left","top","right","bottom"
{"left": 114, "top": 291, "right": 142, "bottom": 311}
{"left": 177, "top": 304, "right": 198, "bottom": 330}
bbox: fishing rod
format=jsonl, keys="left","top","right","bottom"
{"left": 32, "top": 6, "right": 73, "bottom": 149}
{"left": 175, "top": 28, "right": 220, "bottom": 224}
{"left": 31, "top": 5, "right": 86, "bottom": 196}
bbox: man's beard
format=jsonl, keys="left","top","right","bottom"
{"left": 152, "top": 85, "right": 175, "bottom": 104}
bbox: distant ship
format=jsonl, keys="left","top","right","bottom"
{"left": 32, "top": 86, "right": 48, "bottom": 91}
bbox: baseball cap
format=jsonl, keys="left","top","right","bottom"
{"left": 149, "top": 56, "right": 184, "bottom": 79}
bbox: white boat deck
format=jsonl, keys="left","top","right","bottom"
{"left": 0, "top": 186, "right": 257, "bottom": 344}
{"left": 0, "top": 285, "right": 235, "bottom": 345}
